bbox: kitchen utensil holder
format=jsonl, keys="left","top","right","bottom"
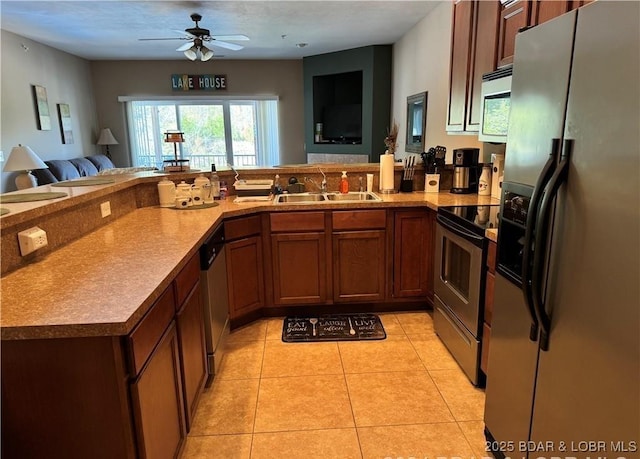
{"left": 399, "top": 179, "right": 413, "bottom": 193}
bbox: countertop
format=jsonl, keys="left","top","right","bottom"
{"left": 1, "top": 189, "right": 498, "bottom": 340}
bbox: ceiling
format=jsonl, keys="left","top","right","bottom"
{"left": 0, "top": 1, "right": 440, "bottom": 60}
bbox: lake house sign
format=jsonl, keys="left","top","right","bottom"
{"left": 171, "top": 74, "right": 227, "bottom": 91}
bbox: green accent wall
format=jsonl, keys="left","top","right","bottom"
{"left": 303, "top": 45, "right": 392, "bottom": 162}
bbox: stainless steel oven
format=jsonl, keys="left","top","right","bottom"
{"left": 433, "top": 205, "right": 499, "bottom": 385}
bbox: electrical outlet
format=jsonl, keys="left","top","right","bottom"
{"left": 100, "top": 201, "right": 111, "bottom": 218}
{"left": 18, "top": 227, "right": 48, "bottom": 256}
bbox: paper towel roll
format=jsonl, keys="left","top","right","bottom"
{"left": 379, "top": 154, "right": 395, "bottom": 192}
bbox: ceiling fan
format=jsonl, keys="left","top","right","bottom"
{"left": 139, "top": 13, "right": 249, "bottom": 61}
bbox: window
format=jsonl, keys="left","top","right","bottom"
{"left": 125, "top": 98, "right": 280, "bottom": 169}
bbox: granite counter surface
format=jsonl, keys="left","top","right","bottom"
{"left": 1, "top": 191, "right": 498, "bottom": 340}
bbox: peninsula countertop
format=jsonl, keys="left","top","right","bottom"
{"left": 1, "top": 191, "right": 498, "bottom": 340}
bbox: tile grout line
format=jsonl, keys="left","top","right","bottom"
{"left": 337, "top": 336, "right": 365, "bottom": 459}
{"left": 248, "top": 320, "right": 268, "bottom": 458}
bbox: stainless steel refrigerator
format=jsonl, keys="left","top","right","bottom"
{"left": 484, "top": 2, "right": 639, "bottom": 458}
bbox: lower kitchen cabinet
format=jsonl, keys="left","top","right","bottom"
{"left": 131, "top": 322, "right": 186, "bottom": 459}
{"left": 271, "top": 232, "right": 328, "bottom": 305}
{"left": 225, "top": 215, "right": 265, "bottom": 320}
{"left": 392, "top": 209, "right": 436, "bottom": 302}
{"left": 333, "top": 230, "right": 386, "bottom": 302}
{"left": 332, "top": 210, "right": 387, "bottom": 303}
{"left": 269, "top": 211, "right": 328, "bottom": 306}
{"left": 175, "top": 280, "right": 207, "bottom": 430}
{"left": 1, "top": 255, "right": 208, "bottom": 459}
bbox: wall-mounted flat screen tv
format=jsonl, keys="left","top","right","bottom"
{"left": 322, "top": 104, "right": 362, "bottom": 142}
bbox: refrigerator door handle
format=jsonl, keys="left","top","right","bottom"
{"left": 521, "top": 138, "right": 560, "bottom": 341}
{"left": 532, "top": 138, "right": 572, "bottom": 351}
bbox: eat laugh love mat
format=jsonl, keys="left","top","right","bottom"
{"left": 282, "top": 314, "right": 386, "bottom": 342}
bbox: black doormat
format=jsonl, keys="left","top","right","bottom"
{"left": 282, "top": 314, "right": 386, "bottom": 342}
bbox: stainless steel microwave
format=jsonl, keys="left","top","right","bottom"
{"left": 478, "top": 67, "right": 512, "bottom": 143}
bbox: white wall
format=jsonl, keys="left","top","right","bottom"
{"left": 391, "top": 2, "right": 482, "bottom": 164}
{"left": 1, "top": 30, "right": 99, "bottom": 192}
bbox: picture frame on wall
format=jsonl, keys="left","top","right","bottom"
{"left": 57, "top": 103, "right": 74, "bottom": 144}
{"left": 32, "top": 84, "right": 51, "bottom": 131}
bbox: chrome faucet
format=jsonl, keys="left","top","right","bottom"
{"left": 304, "top": 176, "right": 326, "bottom": 193}
{"left": 304, "top": 167, "right": 327, "bottom": 192}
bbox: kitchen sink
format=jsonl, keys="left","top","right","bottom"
{"left": 274, "top": 193, "right": 326, "bottom": 203}
{"left": 325, "top": 192, "right": 381, "bottom": 202}
{"left": 273, "top": 191, "right": 381, "bottom": 204}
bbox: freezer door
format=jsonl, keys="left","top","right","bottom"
{"left": 484, "top": 274, "right": 539, "bottom": 451}
{"left": 529, "top": 2, "right": 640, "bottom": 455}
{"left": 503, "top": 10, "right": 577, "bottom": 186}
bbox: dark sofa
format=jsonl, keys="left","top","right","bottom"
{"left": 32, "top": 155, "right": 155, "bottom": 186}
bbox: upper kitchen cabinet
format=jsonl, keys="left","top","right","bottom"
{"left": 446, "top": 0, "right": 501, "bottom": 133}
{"left": 498, "top": 0, "right": 591, "bottom": 67}
{"left": 304, "top": 45, "right": 392, "bottom": 162}
{"left": 497, "top": 0, "right": 531, "bottom": 68}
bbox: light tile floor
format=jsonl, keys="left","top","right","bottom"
{"left": 184, "top": 311, "right": 491, "bottom": 459}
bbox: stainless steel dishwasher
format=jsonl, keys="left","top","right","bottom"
{"left": 200, "top": 224, "right": 230, "bottom": 387}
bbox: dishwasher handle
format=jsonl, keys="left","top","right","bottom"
{"left": 200, "top": 225, "right": 225, "bottom": 270}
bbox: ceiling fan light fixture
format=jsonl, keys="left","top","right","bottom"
{"left": 184, "top": 46, "right": 198, "bottom": 61}
{"left": 200, "top": 46, "right": 214, "bottom": 61}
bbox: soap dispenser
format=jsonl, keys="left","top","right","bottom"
{"left": 339, "top": 171, "right": 349, "bottom": 194}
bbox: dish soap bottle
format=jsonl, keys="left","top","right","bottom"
{"left": 210, "top": 164, "right": 221, "bottom": 200}
{"left": 339, "top": 171, "right": 349, "bottom": 194}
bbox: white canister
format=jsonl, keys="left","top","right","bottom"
{"left": 175, "top": 196, "right": 189, "bottom": 209}
{"left": 157, "top": 177, "right": 176, "bottom": 208}
{"left": 191, "top": 185, "right": 203, "bottom": 205}
{"left": 478, "top": 165, "right": 492, "bottom": 196}
{"left": 425, "top": 174, "right": 440, "bottom": 193}
{"left": 176, "top": 181, "right": 193, "bottom": 206}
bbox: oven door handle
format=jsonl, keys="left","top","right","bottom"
{"left": 436, "top": 214, "right": 484, "bottom": 245}
{"left": 521, "top": 138, "right": 559, "bottom": 341}
{"left": 532, "top": 139, "right": 571, "bottom": 351}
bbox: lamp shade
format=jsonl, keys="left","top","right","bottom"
{"left": 3, "top": 145, "right": 47, "bottom": 172}
{"left": 97, "top": 128, "right": 119, "bottom": 146}
{"left": 200, "top": 45, "right": 214, "bottom": 62}
{"left": 184, "top": 47, "right": 198, "bottom": 61}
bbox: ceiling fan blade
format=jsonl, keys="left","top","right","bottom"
{"left": 139, "top": 37, "right": 189, "bottom": 41}
{"left": 209, "top": 40, "right": 244, "bottom": 51}
{"left": 176, "top": 42, "right": 195, "bottom": 52}
{"left": 171, "top": 29, "right": 196, "bottom": 39}
{"left": 210, "top": 34, "right": 250, "bottom": 41}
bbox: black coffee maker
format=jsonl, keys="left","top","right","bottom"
{"left": 450, "top": 148, "right": 480, "bottom": 194}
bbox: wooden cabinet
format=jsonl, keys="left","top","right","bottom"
{"left": 332, "top": 210, "right": 386, "bottom": 303}
{"left": 497, "top": 0, "right": 530, "bottom": 67}
{"left": 392, "top": 209, "right": 436, "bottom": 301}
{"left": 481, "top": 240, "right": 497, "bottom": 376}
{"left": 447, "top": 0, "right": 500, "bottom": 133}
{"left": 1, "top": 270, "right": 204, "bottom": 459}
{"left": 175, "top": 280, "right": 207, "bottom": 431}
{"left": 498, "top": 0, "right": 588, "bottom": 68}
{"left": 131, "top": 322, "right": 186, "bottom": 459}
{"left": 225, "top": 216, "right": 265, "bottom": 319}
{"left": 529, "top": 0, "right": 571, "bottom": 26}
{"left": 271, "top": 232, "right": 328, "bottom": 305}
{"left": 270, "top": 212, "right": 328, "bottom": 305}
{"left": 333, "top": 230, "right": 386, "bottom": 302}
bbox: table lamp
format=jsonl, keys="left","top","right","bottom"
{"left": 97, "top": 128, "right": 118, "bottom": 159}
{"left": 3, "top": 144, "right": 48, "bottom": 190}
